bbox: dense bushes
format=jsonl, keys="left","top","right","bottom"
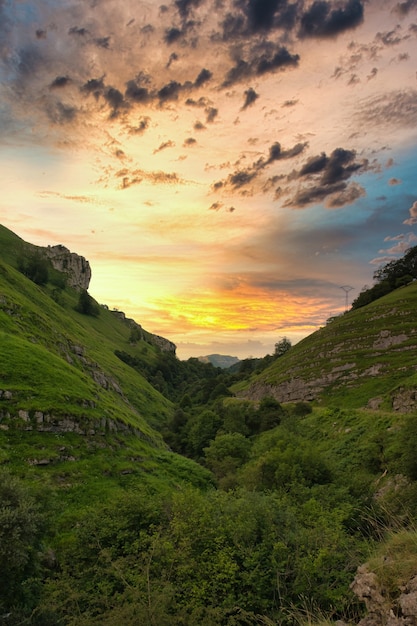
{"left": 31, "top": 487, "right": 364, "bottom": 625}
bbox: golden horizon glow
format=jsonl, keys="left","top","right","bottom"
{"left": 1, "top": 0, "right": 417, "bottom": 358}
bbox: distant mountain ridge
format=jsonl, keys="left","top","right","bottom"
{"left": 197, "top": 354, "right": 241, "bottom": 368}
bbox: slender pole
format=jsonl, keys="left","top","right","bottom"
{"left": 340, "top": 285, "right": 354, "bottom": 311}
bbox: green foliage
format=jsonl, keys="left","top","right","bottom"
{"left": 0, "top": 471, "right": 47, "bottom": 613}
{"left": 274, "top": 336, "right": 292, "bottom": 357}
{"left": 352, "top": 245, "right": 417, "bottom": 309}
{"left": 4, "top": 224, "right": 417, "bottom": 625}
{"left": 75, "top": 289, "right": 101, "bottom": 317}
{"left": 204, "top": 433, "right": 251, "bottom": 486}
{"left": 18, "top": 251, "right": 49, "bottom": 285}
{"left": 398, "top": 415, "right": 417, "bottom": 480}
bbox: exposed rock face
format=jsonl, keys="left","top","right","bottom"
{"left": 45, "top": 244, "right": 91, "bottom": 290}
{"left": 391, "top": 388, "right": 417, "bottom": 413}
{"left": 351, "top": 565, "right": 417, "bottom": 626}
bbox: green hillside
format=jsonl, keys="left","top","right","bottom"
{"left": 2, "top": 224, "right": 417, "bottom": 626}
{"left": 236, "top": 281, "right": 417, "bottom": 410}
{"left": 0, "top": 226, "right": 213, "bottom": 502}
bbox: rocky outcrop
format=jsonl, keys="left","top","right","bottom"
{"left": 351, "top": 565, "right": 417, "bottom": 626}
{"left": 111, "top": 310, "right": 176, "bottom": 354}
{"left": 45, "top": 244, "right": 91, "bottom": 290}
{"left": 391, "top": 387, "right": 417, "bottom": 413}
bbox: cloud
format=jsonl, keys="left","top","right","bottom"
{"left": 393, "top": 0, "right": 417, "bottom": 16}
{"left": 223, "top": 45, "right": 300, "bottom": 86}
{"left": 205, "top": 107, "right": 218, "bottom": 123}
{"left": 285, "top": 147, "right": 368, "bottom": 208}
{"left": 213, "top": 140, "right": 308, "bottom": 194}
{"left": 242, "top": 87, "right": 259, "bottom": 109}
{"left": 50, "top": 76, "right": 72, "bottom": 89}
{"left": 299, "top": 0, "right": 364, "bottom": 39}
{"left": 403, "top": 200, "right": 417, "bottom": 225}
{"left": 154, "top": 140, "right": 175, "bottom": 153}
{"left": 358, "top": 89, "right": 417, "bottom": 129}
{"left": 128, "top": 116, "right": 151, "bottom": 135}
{"left": 194, "top": 68, "right": 212, "bottom": 87}
{"left": 388, "top": 177, "right": 402, "bottom": 185}
{"left": 115, "top": 167, "right": 184, "bottom": 189}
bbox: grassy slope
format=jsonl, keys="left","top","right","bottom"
{"left": 237, "top": 282, "right": 417, "bottom": 408}
{"left": 0, "top": 226, "right": 213, "bottom": 512}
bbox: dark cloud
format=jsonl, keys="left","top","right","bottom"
{"left": 214, "top": 140, "right": 307, "bottom": 193}
{"left": 185, "top": 96, "right": 210, "bottom": 107}
{"left": 299, "top": 0, "right": 364, "bottom": 39}
{"left": 50, "top": 76, "right": 71, "bottom": 89}
{"left": 205, "top": 107, "right": 218, "bottom": 123}
{"left": 184, "top": 137, "right": 197, "bottom": 146}
{"left": 194, "top": 68, "right": 212, "bottom": 87}
{"left": 164, "top": 27, "right": 183, "bottom": 44}
{"left": 242, "top": 87, "right": 259, "bottom": 109}
{"left": 286, "top": 147, "right": 368, "bottom": 208}
{"left": 125, "top": 79, "right": 151, "bottom": 104}
{"left": 175, "top": 0, "right": 203, "bottom": 19}
{"left": 104, "top": 87, "right": 127, "bottom": 117}
{"left": 223, "top": 45, "right": 299, "bottom": 86}
{"left": 375, "top": 28, "right": 403, "bottom": 46}
{"left": 229, "top": 169, "right": 258, "bottom": 188}
{"left": 129, "top": 116, "right": 151, "bottom": 134}
{"left": 167, "top": 52, "right": 178, "bottom": 68}
{"left": 393, "top": 0, "right": 417, "bottom": 16}
{"left": 325, "top": 181, "right": 365, "bottom": 208}
{"left": 219, "top": 0, "right": 298, "bottom": 39}
{"left": 35, "top": 29, "right": 46, "bottom": 39}
{"left": 95, "top": 36, "right": 111, "bottom": 49}
{"left": 194, "top": 120, "right": 206, "bottom": 130}
{"left": 257, "top": 47, "right": 300, "bottom": 75}
{"left": 68, "top": 26, "right": 89, "bottom": 37}
{"left": 282, "top": 99, "right": 298, "bottom": 107}
{"left": 219, "top": 13, "right": 246, "bottom": 40}
{"left": 260, "top": 141, "right": 308, "bottom": 167}
{"left": 319, "top": 148, "right": 362, "bottom": 184}
{"left": 158, "top": 80, "right": 182, "bottom": 102}
{"left": 81, "top": 77, "right": 105, "bottom": 100}
{"left": 246, "top": 0, "right": 283, "bottom": 32}
{"left": 299, "top": 152, "right": 329, "bottom": 176}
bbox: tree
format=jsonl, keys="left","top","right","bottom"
{"left": 188, "top": 410, "right": 222, "bottom": 456}
{"left": 204, "top": 432, "right": 251, "bottom": 483}
{"left": 274, "top": 337, "right": 292, "bottom": 357}
{"left": 75, "top": 289, "right": 100, "bottom": 317}
{"left": 18, "top": 252, "right": 49, "bottom": 285}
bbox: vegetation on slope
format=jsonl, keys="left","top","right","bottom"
{"left": 2, "top": 225, "right": 417, "bottom": 625}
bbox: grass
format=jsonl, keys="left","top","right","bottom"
{"left": 0, "top": 225, "right": 218, "bottom": 513}
{"left": 367, "top": 528, "right": 417, "bottom": 597}
{"left": 234, "top": 281, "right": 417, "bottom": 409}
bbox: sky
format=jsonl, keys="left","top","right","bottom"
{"left": 1, "top": 0, "right": 417, "bottom": 360}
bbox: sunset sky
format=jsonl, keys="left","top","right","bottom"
{"left": 1, "top": 0, "right": 417, "bottom": 359}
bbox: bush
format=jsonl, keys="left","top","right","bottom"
{"left": 75, "top": 289, "right": 100, "bottom": 317}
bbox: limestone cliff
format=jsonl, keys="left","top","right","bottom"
{"left": 45, "top": 244, "right": 91, "bottom": 290}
